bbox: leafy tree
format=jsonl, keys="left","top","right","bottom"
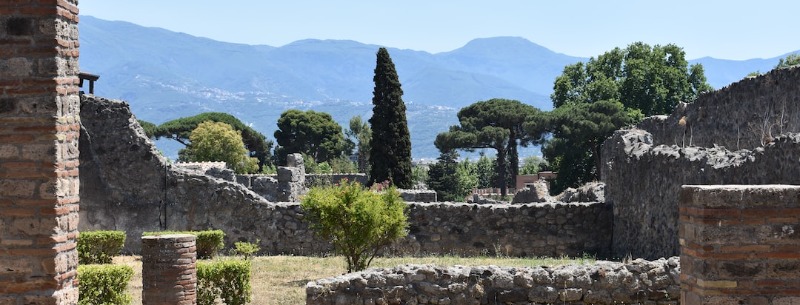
{"left": 473, "top": 154, "right": 497, "bottom": 189}
{"left": 552, "top": 42, "right": 712, "bottom": 116}
{"left": 301, "top": 180, "right": 407, "bottom": 272}
{"left": 435, "top": 98, "right": 545, "bottom": 196}
{"left": 411, "top": 164, "right": 429, "bottom": 187}
{"left": 369, "top": 47, "right": 413, "bottom": 188}
{"left": 426, "top": 150, "right": 475, "bottom": 201}
{"left": 152, "top": 112, "right": 273, "bottom": 170}
{"left": 529, "top": 100, "right": 639, "bottom": 194}
{"left": 520, "top": 155, "right": 548, "bottom": 175}
{"left": 181, "top": 121, "right": 259, "bottom": 174}
{"left": 542, "top": 42, "right": 711, "bottom": 192}
{"left": 274, "top": 109, "right": 347, "bottom": 165}
{"left": 776, "top": 53, "right": 800, "bottom": 69}
{"left": 346, "top": 115, "right": 372, "bottom": 173}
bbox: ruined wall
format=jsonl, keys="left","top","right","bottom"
{"left": 79, "top": 95, "right": 612, "bottom": 257}
{"left": 680, "top": 185, "right": 800, "bottom": 304}
{"left": 307, "top": 257, "right": 680, "bottom": 305}
{"left": 603, "top": 68, "right": 800, "bottom": 260}
{"left": 640, "top": 67, "right": 800, "bottom": 149}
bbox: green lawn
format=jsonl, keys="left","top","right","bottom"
{"left": 116, "top": 255, "right": 594, "bottom": 305}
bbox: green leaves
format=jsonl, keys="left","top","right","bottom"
{"left": 301, "top": 180, "right": 408, "bottom": 272}
{"left": 77, "top": 230, "right": 126, "bottom": 264}
{"left": 197, "top": 260, "right": 252, "bottom": 305}
{"left": 78, "top": 265, "right": 134, "bottom": 305}
{"left": 435, "top": 98, "right": 545, "bottom": 196}
{"left": 144, "top": 112, "right": 274, "bottom": 170}
{"left": 274, "top": 109, "right": 347, "bottom": 164}
{"left": 182, "top": 121, "right": 259, "bottom": 174}
{"left": 369, "top": 48, "right": 413, "bottom": 188}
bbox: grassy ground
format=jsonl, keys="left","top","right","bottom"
{"left": 115, "top": 255, "right": 594, "bottom": 305}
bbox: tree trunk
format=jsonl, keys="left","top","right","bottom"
{"left": 496, "top": 146, "right": 508, "bottom": 197}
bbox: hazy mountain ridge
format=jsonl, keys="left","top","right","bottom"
{"left": 79, "top": 16, "right": 795, "bottom": 159}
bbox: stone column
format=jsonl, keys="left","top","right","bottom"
{"left": 680, "top": 185, "right": 800, "bottom": 305}
{"left": 0, "top": 1, "right": 81, "bottom": 304}
{"left": 141, "top": 234, "right": 197, "bottom": 305}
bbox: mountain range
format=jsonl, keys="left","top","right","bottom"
{"left": 78, "top": 16, "right": 796, "bottom": 159}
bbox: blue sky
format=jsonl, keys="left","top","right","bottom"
{"left": 80, "top": 1, "right": 799, "bottom": 60}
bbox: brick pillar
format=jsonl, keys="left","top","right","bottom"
{"left": 0, "top": 1, "right": 81, "bottom": 305}
{"left": 141, "top": 234, "right": 197, "bottom": 305}
{"left": 680, "top": 185, "right": 800, "bottom": 305}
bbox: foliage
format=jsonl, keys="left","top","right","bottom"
{"left": 197, "top": 259, "right": 252, "bottom": 305}
{"left": 77, "top": 230, "right": 126, "bottom": 264}
{"left": 520, "top": 155, "right": 548, "bottom": 175}
{"left": 233, "top": 240, "right": 261, "bottom": 260}
{"left": 143, "top": 230, "right": 225, "bottom": 259}
{"left": 347, "top": 115, "right": 372, "bottom": 173}
{"left": 137, "top": 119, "right": 158, "bottom": 138}
{"left": 300, "top": 179, "right": 408, "bottom": 272}
{"left": 542, "top": 42, "right": 711, "bottom": 192}
{"left": 532, "top": 100, "right": 639, "bottom": 194}
{"left": 77, "top": 264, "right": 133, "bottom": 305}
{"left": 181, "top": 121, "right": 259, "bottom": 174}
{"left": 426, "top": 150, "right": 475, "bottom": 201}
{"left": 274, "top": 109, "right": 347, "bottom": 165}
{"left": 551, "top": 42, "right": 712, "bottom": 116}
{"left": 369, "top": 47, "right": 413, "bottom": 188}
{"left": 151, "top": 112, "right": 274, "bottom": 170}
{"left": 411, "top": 164, "right": 429, "bottom": 187}
{"left": 329, "top": 156, "right": 358, "bottom": 173}
{"left": 776, "top": 53, "right": 800, "bottom": 69}
{"left": 472, "top": 154, "right": 497, "bottom": 189}
{"left": 436, "top": 98, "right": 545, "bottom": 196}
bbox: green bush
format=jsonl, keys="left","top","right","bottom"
{"left": 233, "top": 240, "right": 260, "bottom": 260}
{"left": 143, "top": 230, "right": 225, "bottom": 259}
{"left": 78, "top": 264, "right": 133, "bottom": 305}
{"left": 197, "top": 259, "right": 252, "bottom": 305}
{"left": 301, "top": 179, "right": 408, "bottom": 272}
{"left": 77, "top": 230, "right": 126, "bottom": 264}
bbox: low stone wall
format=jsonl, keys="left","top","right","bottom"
{"left": 399, "top": 189, "right": 437, "bottom": 203}
{"left": 307, "top": 257, "right": 680, "bottom": 305}
{"left": 680, "top": 185, "right": 800, "bottom": 304}
{"left": 305, "top": 173, "right": 368, "bottom": 187}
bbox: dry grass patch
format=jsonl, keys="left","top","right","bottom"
{"left": 118, "top": 254, "right": 593, "bottom": 305}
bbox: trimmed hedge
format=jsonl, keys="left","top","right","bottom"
{"left": 197, "top": 259, "right": 252, "bottom": 305}
{"left": 143, "top": 229, "right": 225, "bottom": 259}
{"left": 78, "top": 264, "right": 134, "bottom": 305}
{"left": 77, "top": 230, "right": 126, "bottom": 264}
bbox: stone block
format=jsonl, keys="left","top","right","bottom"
{"left": 277, "top": 166, "right": 301, "bottom": 182}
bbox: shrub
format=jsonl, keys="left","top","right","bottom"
{"left": 77, "top": 230, "right": 126, "bottom": 264}
{"left": 301, "top": 179, "right": 408, "bottom": 272}
{"left": 143, "top": 230, "right": 225, "bottom": 259}
{"left": 197, "top": 259, "right": 252, "bottom": 305}
{"left": 77, "top": 264, "right": 134, "bottom": 305}
{"left": 233, "top": 240, "right": 261, "bottom": 260}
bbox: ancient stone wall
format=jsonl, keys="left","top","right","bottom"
{"left": 307, "top": 257, "right": 680, "bottom": 305}
{"left": 680, "top": 185, "right": 800, "bottom": 304}
{"left": 603, "top": 67, "right": 800, "bottom": 260}
{"left": 79, "top": 95, "right": 612, "bottom": 258}
{"left": 640, "top": 66, "right": 800, "bottom": 150}
{"left": 0, "top": 1, "right": 81, "bottom": 304}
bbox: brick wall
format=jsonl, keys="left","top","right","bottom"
{"left": 0, "top": 1, "right": 81, "bottom": 304}
{"left": 680, "top": 185, "right": 800, "bottom": 304}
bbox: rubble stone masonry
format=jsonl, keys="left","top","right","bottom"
{"left": 0, "top": 1, "right": 81, "bottom": 304}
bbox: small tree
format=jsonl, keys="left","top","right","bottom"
{"left": 301, "top": 180, "right": 408, "bottom": 272}
{"left": 182, "top": 121, "right": 259, "bottom": 174}
{"left": 776, "top": 53, "right": 800, "bottom": 69}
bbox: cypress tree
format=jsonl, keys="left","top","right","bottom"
{"left": 369, "top": 48, "right": 413, "bottom": 188}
